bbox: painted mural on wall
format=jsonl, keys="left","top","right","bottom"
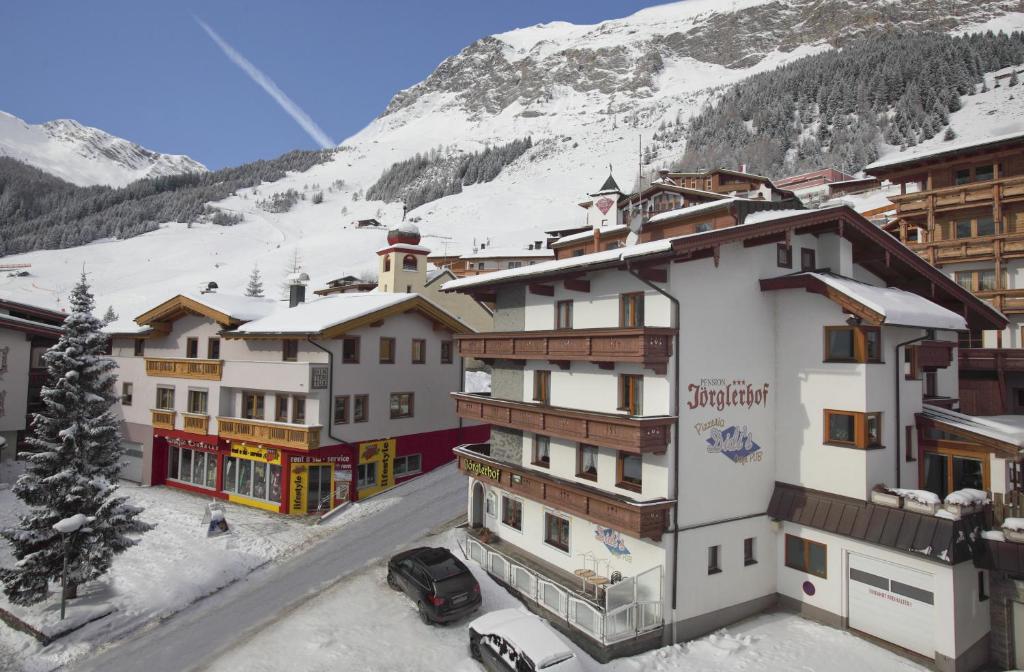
{"left": 595, "top": 526, "right": 632, "bottom": 561}
{"left": 689, "top": 378, "right": 769, "bottom": 466}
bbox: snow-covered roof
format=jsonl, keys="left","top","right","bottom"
{"left": 549, "top": 225, "right": 628, "bottom": 247}
{"left": 184, "top": 293, "right": 280, "bottom": 322}
{"left": 922, "top": 405, "right": 1024, "bottom": 450}
{"left": 233, "top": 293, "right": 415, "bottom": 335}
{"left": 806, "top": 273, "right": 967, "bottom": 331}
{"left": 865, "top": 129, "right": 1024, "bottom": 173}
{"left": 459, "top": 246, "right": 554, "bottom": 260}
{"left": 646, "top": 198, "right": 737, "bottom": 225}
{"left": 0, "top": 312, "right": 62, "bottom": 337}
{"left": 469, "top": 609, "right": 575, "bottom": 669}
{"left": 743, "top": 208, "right": 815, "bottom": 225}
{"left": 102, "top": 319, "right": 154, "bottom": 336}
{"left": 377, "top": 243, "right": 431, "bottom": 255}
{"left": 390, "top": 221, "right": 420, "bottom": 236}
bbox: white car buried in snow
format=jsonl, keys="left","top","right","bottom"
{"left": 468, "top": 608, "right": 584, "bottom": 672}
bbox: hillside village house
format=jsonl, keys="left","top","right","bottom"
{"left": 104, "top": 226, "right": 488, "bottom": 514}
{"left": 442, "top": 191, "right": 1024, "bottom": 671}
{"left": 427, "top": 243, "right": 554, "bottom": 279}
{"left": 0, "top": 297, "right": 64, "bottom": 463}
{"left": 866, "top": 131, "right": 1024, "bottom": 415}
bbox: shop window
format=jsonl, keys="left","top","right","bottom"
{"left": 292, "top": 396, "right": 306, "bottom": 424}
{"left": 577, "top": 444, "right": 598, "bottom": 481}
{"left": 777, "top": 244, "right": 793, "bottom": 269}
{"left": 275, "top": 396, "right": 289, "bottom": 423}
{"left": 243, "top": 391, "right": 264, "bottom": 420}
{"left": 379, "top": 337, "right": 395, "bottom": 364}
{"left": 122, "top": 382, "right": 133, "bottom": 406}
{"left": 411, "top": 339, "right": 426, "bottom": 364}
{"left": 357, "top": 462, "right": 377, "bottom": 490}
{"left": 134, "top": 338, "right": 145, "bottom": 357}
{"left": 555, "top": 300, "right": 573, "bottom": 330}
{"left": 620, "top": 293, "right": 645, "bottom": 327}
{"left": 707, "top": 545, "right": 721, "bottom": 575}
{"left": 186, "top": 337, "right": 199, "bottom": 359}
{"left": 785, "top": 535, "right": 827, "bottom": 578}
{"left": 353, "top": 395, "right": 368, "bottom": 422}
{"left": 824, "top": 326, "right": 882, "bottom": 363}
{"left": 282, "top": 340, "right": 299, "bottom": 362}
{"left": 187, "top": 389, "right": 208, "bottom": 415}
{"left": 223, "top": 455, "right": 281, "bottom": 503}
{"left": 156, "top": 386, "right": 175, "bottom": 411}
{"left": 532, "top": 435, "right": 550, "bottom": 468}
{"left": 800, "top": 247, "right": 816, "bottom": 272}
{"left": 501, "top": 496, "right": 523, "bottom": 531}
{"left": 744, "top": 537, "right": 757, "bottom": 566}
{"left": 390, "top": 392, "right": 414, "bottom": 419}
{"left": 207, "top": 338, "right": 220, "bottom": 359}
{"left": 440, "top": 341, "right": 453, "bottom": 364}
{"left": 823, "top": 410, "right": 883, "bottom": 449}
{"left": 618, "top": 374, "right": 643, "bottom": 415}
{"left": 342, "top": 337, "right": 360, "bottom": 364}
{"left": 544, "top": 513, "right": 570, "bottom": 553}
{"left": 168, "top": 447, "right": 217, "bottom": 490}
{"left": 402, "top": 254, "right": 418, "bottom": 271}
{"left": 533, "top": 370, "right": 551, "bottom": 404}
{"left": 617, "top": 452, "right": 642, "bottom": 492}
{"left": 333, "top": 395, "right": 349, "bottom": 424}
{"left": 394, "top": 454, "right": 421, "bottom": 477}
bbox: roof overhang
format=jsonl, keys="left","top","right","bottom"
{"left": 134, "top": 295, "right": 242, "bottom": 328}
{"left": 0, "top": 314, "right": 62, "bottom": 338}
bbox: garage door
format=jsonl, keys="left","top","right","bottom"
{"left": 120, "top": 442, "right": 143, "bottom": 484}
{"left": 848, "top": 553, "right": 934, "bottom": 657}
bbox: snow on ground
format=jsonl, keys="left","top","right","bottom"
{"left": 205, "top": 529, "right": 932, "bottom": 672}
{"left": 464, "top": 370, "right": 491, "bottom": 394}
{"left": 0, "top": 481, "right": 393, "bottom": 672}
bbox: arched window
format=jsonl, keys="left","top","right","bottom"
{"left": 402, "top": 254, "right": 417, "bottom": 271}
{"left": 383, "top": 256, "right": 391, "bottom": 272}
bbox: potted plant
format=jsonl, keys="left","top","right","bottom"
{"left": 478, "top": 527, "right": 496, "bottom": 544}
{"left": 870, "top": 484, "right": 903, "bottom": 509}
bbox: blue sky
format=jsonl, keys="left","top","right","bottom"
{"left": 1, "top": 1, "right": 666, "bottom": 169}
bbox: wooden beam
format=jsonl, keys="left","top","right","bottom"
{"left": 636, "top": 266, "right": 668, "bottom": 283}
{"left": 563, "top": 278, "right": 591, "bottom": 293}
{"left": 529, "top": 284, "right": 555, "bottom": 296}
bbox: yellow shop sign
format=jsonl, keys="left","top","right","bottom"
{"left": 357, "top": 439, "right": 396, "bottom": 498}
{"left": 230, "top": 443, "right": 281, "bottom": 464}
{"left": 463, "top": 458, "right": 500, "bottom": 482}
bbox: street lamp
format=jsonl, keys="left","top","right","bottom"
{"left": 52, "top": 514, "right": 94, "bottom": 620}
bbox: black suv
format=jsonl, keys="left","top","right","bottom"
{"left": 387, "top": 547, "right": 481, "bottom": 624}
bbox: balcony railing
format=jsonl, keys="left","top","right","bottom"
{"left": 182, "top": 413, "right": 210, "bottom": 436}
{"left": 959, "top": 348, "right": 1024, "bottom": 372}
{"left": 453, "top": 393, "right": 674, "bottom": 455}
{"left": 890, "top": 174, "right": 1024, "bottom": 215}
{"left": 456, "top": 328, "right": 675, "bottom": 373}
{"left": 975, "top": 288, "right": 1024, "bottom": 313}
{"left": 146, "top": 357, "right": 223, "bottom": 381}
{"left": 216, "top": 416, "right": 321, "bottom": 451}
{"left": 151, "top": 409, "right": 176, "bottom": 430}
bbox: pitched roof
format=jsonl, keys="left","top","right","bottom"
{"left": 920, "top": 404, "right": 1024, "bottom": 456}
{"left": 549, "top": 225, "right": 629, "bottom": 247}
{"left": 0, "top": 313, "right": 62, "bottom": 338}
{"left": 0, "top": 296, "right": 66, "bottom": 326}
{"left": 768, "top": 482, "right": 986, "bottom": 566}
{"left": 864, "top": 129, "right": 1024, "bottom": 174}
{"left": 135, "top": 293, "right": 280, "bottom": 327}
{"left": 597, "top": 172, "right": 621, "bottom": 194}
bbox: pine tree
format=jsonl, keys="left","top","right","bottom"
{"left": 944, "top": 126, "right": 957, "bottom": 141}
{"left": 245, "top": 264, "right": 264, "bottom": 298}
{"left": 102, "top": 305, "right": 118, "bottom": 324}
{"left": 1011, "top": 70, "right": 1020, "bottom": 87}
{"left": 1, "top": 273, "right": 151, "bottom": 606}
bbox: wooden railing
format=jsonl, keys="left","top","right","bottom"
{"left": 959, "top": 348, "right": 1024, "bottom": 372}
{"left": 975, "top": 288, "right": 1024, "bottom": 313}
{"left": 456, "top": 328, "right": 675, "bottom": 373}
{"left": 216, "top": 417, "right": 321, "bottom": 451}
{"left": 455, "top": 445, "right": 671, "bottom": 541}
{"left": 890, "top": 174, "right": 1024, "bottom": 215}
{"left": 151, "top": 409, "right": 176, "bottom": 430}
{"left": 182, "top": 413, "right": 210, "bottom": 436}
{"left": 901, "top": 232, "right": 1024, "bottom": 265}
{"left": 146, "top": 357, "right": 223, "bottom": 381}
{"left": 453, "top": 393, "right": 673, "bottom": 454}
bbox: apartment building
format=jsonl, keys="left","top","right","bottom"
{"left": 865, "top": 131, "right": 1024, "bottom": 415}
{"left": 442, "top": 200, "right": 1017, "bottom": 671}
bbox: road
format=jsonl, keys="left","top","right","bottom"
{"left": 70, "top": 463, "right": 467, "bottom": 672}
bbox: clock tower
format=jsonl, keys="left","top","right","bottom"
{"left": 377, "top": 223, "right": 429, "bottom": 294}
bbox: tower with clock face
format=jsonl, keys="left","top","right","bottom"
{"left": 587, "top": 172, "right": 626, "bottom": 229}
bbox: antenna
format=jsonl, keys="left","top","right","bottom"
{"left": 637, "top": 134, "right": 642, "bottom": 192}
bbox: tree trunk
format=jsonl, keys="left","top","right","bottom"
{"left": 63, "top": 582, "right": 78, "bottom": 600}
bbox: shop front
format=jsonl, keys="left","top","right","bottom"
{"left": 152, "top": 429, "right": 228, "bottom": 499}
{"left": 223, "top": 443, "right": 285, "bottom": 513}
{"left": 287, "top": 445, "right": 355, "bottom": 515}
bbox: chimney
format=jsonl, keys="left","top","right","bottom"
{"left": 287, "top": 272, "right": 310, "bottom": 308}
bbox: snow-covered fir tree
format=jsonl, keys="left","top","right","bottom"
{"left": 0, "top": 273, "right": 151, "bottom": 605}
{"left": 245, "top": 264, "right": 264, "bottom": 297}
{"left": 102, "top": 305, "right": 118, "bottom": 324}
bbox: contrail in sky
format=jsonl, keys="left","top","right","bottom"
{"left": 194, "top": 17, "right": 334, "bottom": 149}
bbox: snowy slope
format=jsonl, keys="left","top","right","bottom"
{"left": 0, "top": 110, "right": 206, "bottom": 187}
{"left": 1, "top": 1, "right": 1023, "bottom": 318}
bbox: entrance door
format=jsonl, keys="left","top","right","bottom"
{"left": 306, "top": 465, "right": 332, "bottom": 512}
{"left": 471, "top": 482, "right": 484, "bottom": 528}
{"left": 1014, "top": 601, "right": 1024, "bottom": 669}
{"left": 848, "top": 554, "right": 935, "bottom": 657}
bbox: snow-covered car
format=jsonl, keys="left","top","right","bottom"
{"left": 387, "top": 546, "right": 481, "bottom": 624}
{"left": 468, "top": 608, "right": 585, "bottom": 672}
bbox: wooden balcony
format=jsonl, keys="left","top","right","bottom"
{"left": 453, "top": 393, "right": 673, "bottom": 454}
{"left": 890, "top": 174, "right": 1024, "bottom": 216}
{"left": 916, "top": 340, "right": 955, "bottom": 370}
{"left": 216, "top": 417, "right": 321, "bottom": 451}
{"left": 455, "top": 444, "right": 672, "bottom": 541}
{"left": 182, "top": 413, "right": 210, "bottom": 436}
{"left": 456, "top": 327, "right": 675, "bottom": 374}
{"left": 145, "top": 357, "right": 223, "bottom": 381}
{"left": 959, "top": 348, "right": 1024, "bottom": 373}
{"left": 901, "top": 233, "right": 1024, "bottom": 266}
{"left": 976, "top": 288, "right": 1024, "bottom": 314}
{"left": 151, "top": 409, "right": 176, "bottom": 430}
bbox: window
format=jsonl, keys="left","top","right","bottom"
{"left": 243, "top": 391, "right": 264, "bottom": 420}
{"left": 823, "top": 326, "right": 882, "bottom": 363}
{"left": 485, "top": 492, "right": 496, "bottom": 516}
{"left": 979, "top": 270, "right": 996, "bottom": 292}
{"left": 390, "top": 392, "right": 414, "bottom": 418}
{"left": 186, "top": 337, "right": 199, "bottom": 359}
{"left": 577, "top": 444, "right": 598, "bottom": 481}
{"left": 341, "top": 337, "right": 360, "bottom": 364}
{"left": 776, "top": 244, "right": 793, "bottom": 269}
{"left": 824, "top": 410, "right": 883, "bottom": 449}
{"left": 619, "top": 374, "right": 643, "bottom": 415}
{"left": 134, "top": 338, "right": 145, "bottom": 357}
{"left": 954, "top": 168, "right": 971, "bottom": 185}
{"left": 956, "top": 219, "right": 973, "bottom": 239}
{"left": 620, "top": 293, "right": 645, "bottom": 327}
{"left": 357, "top": 462, "right": 377, "bottom": 489}
{"left": 533, "top": 370, "right": 551, "bottom": 404}
{"left": 275, "top": 395, "right": 289, "bottom": 423}
{"left": 122, "top": 382, "right": 133, "bottom": 406}
{"left": 707, "top": 545, "right": 721, "bottom": 575}
{"left": 617, "top": 452, "right": 642, "bottom": 492}
{"left": 379, "top": 337, "right": 395, "bottom": 364}
{"left": 544, "top": 513, "right": 570, "bottom": 552}
{"left": 695, "top": 222, "right": 712, "bottom": 233}
{"left": 292, "top": 396, "right": 306, "bottom": 424}
{"left": 555, "top": 300, "right": 574, "bottom": 329}
{"left": 440, "top": 341, "right": 453, "bottom": 364}
{"left": 533, "top": 435, "right": 550, "bottom": 468}
{"left": 207, "top": 338, "right": 220, "bottom": 359}
{"left": 282, "top": 340, "right": 299, "bottom": 362}
{"left": 333, "top": 395, "right": 349, "bottom": 424}
{"left": 744, "top": 537, "right": 757, "bottom": 566}
{"left": 976, "top": 165, "right": 995, "bottom": 182}
{"left": 156, "top": 387, "right": 175, "bottom": 410}
{"left": 979, "top": 571, "right": 989, "bottom": 602}
{"left": 955, "top": 271, "right": 973, "bottom": 291}
{"left": 923, "top": 451, "right": 986, "bottom": 499}
{"left": 383, "top": 256, "right": 391, "bottom": 273}
{"left": 572, "top": 249, "right": 584, "bottom": 257}
{"left": 865, "top": 412, "right": 881, "bottom": 446}
{"left": 977, "top": 216, "right": 996, "bottom": 237}
{"left": 402, "top": 254, "right": 417, "bottom": 271}
{"left": 168, "top": 447, "right": 218, "bottom": 490}
{"left": 394, "top": 454, "right": 421, "bottom": 477}
{"left": 187, "top": 389, "right": 208, "bottom": 415}
{"left": 959, "top": 330, "right": 984, "bottom": 349}
{"left": 508, "top": 261, "right": 523, "bottom": 269}
{"left": 501, "top": 496, "right": 523, "bottom": 531}
{"left": 905, "top": 425, "right": 915, "bottom": 462}
{"left": 785, "top": 534, "right": 827, "bottom": 578}
{"left": 800, "top": 247, "right": 816, "bottom": 271}
{"left": 411, "top": 339, "right": 426, "bottom": 364}
{"left": 353, "top": 394, "right": 368, "bottom": 422}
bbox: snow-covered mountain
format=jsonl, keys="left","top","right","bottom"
{"left": 0, "top": 111, "right": 205, "bottom": 187}
{"left": 2, "top": 0, "right": 1024, "bottom": 317}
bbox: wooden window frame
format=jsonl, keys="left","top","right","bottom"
{"left": 785, "top": 534, "right": 827, "bottom": 579}
{"left": 532, "top": 434, "right": 550, "bottom": 468}
{"left": 776, "top": 243, "right": 793, "bottom": 269}
{"left": 543, "top": 512, "right": 570, "bottom": 553}
{"left": 291, "top": 396, "right": 306, "bottom": 424}
{"left": 919, "top": 445, "right": 990, "bottom": 495}
{"left": 744, "top": 537, "right": 757, "bottom": 566}
{"left": 800, "top": 247, "right": 816, "bottom": 272}
{"left": 533, "top": 370, "right": 551, "bottom": 404}
{"left": 134, "top": 338, "right": 145, "bottom": 357}
{"left": 555, "top": 300, "right": 574, "bottom": 330}
{"left": 440, "top": 340, "right": 453, "bottom": 364}
{"left": 411, "top": 339, "right": 426, "bottom": 364}
{"left": 341, "top": 337, "right": 360, "bottom": 364}
{"left": 576, "top": 443, "right": 598, "bottom": 481}
{"left": 618, "top": 374, "right": 643, "bottom": 415}
{"left": 156, "top": 386, "right": 175, "bottom": 411}
{"left": 187, "top": 388, "right": 208, "bottom": 415}
{"left": 616, "top": 451, "right": 642, "bottom": 493}
{"left": 823, "top": 409, "right": 883, "bottom": 449}
{"left": 333, "top": 395, "right": 349, "bottom": 424}
{"left": 207, "top": 337, "right": 220, "bottom": 360}
{"left": 823, "top": 326, "right": 882, "bottom": 364}
{"left": 282, "top": 340, "right": 299, "bottom": 362}
{"left": 242, "top": 391, "right": 264, "bottom": 420}
{"left": 186, "top": 337, "right": 199, "bottom": 359}
{"left": 620, "top": 292, "right": 645, "bottom": 328}
{"left": 501, "top": 495, "right": 523, "bottom": 531}
{"left": 394, "top": 454, "right": 422, "bottom": 477}
{"left": 122, "top": 382, "right": 134, "bottom": 406}
{"left": 353, "top": 394, "right": 368, "bottom": 423}
{"left": 274, "top": 395, "right": 289, "bottom": 423}
{"left": 379, "top": 337, "right": 395, "bottom": 364}
{"left": 390, "top": 392, "right": 414, "bottom": 419}
{"left": 707, "top": 545, "right": 721, "bottom": 575}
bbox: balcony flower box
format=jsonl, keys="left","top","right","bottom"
{"left": 870, "top": 486, "right": 903, "bottom": 509}
{"left": 944, "top": 488, "right": 990, "bottom": 517}
{"left": 891, "top": 488, "right": 941, "bottom": 515}
{"left": 1003, "top": 518, "right": 1024, "bottom": 543}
